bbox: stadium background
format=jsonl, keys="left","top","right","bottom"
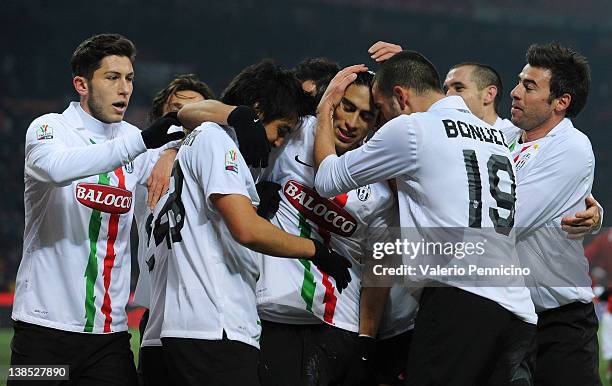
{"left": 1, "top": 0, "right": 611, "bottom": 384}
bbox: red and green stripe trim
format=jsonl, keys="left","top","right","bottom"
{"left": 84, "top": 164, "right": 110, "bottom": 332}
{"left": 100, "top": 166, "right": 126, "bottom": 332}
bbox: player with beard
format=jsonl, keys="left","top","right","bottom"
{"left": 369, "top": 42, "right": 603, "bottom": 238}
{"left": 10, "top": 34, "right": 183, "bottom": 386}
{"left": 143, "top": 60, "right": 352, "bottom": 386}
{"left": 508, "top": 43, "right": 600, "bottom": 386}
{"left": 314, "top": 54, "right": 538, "bottom": 385}
{"left": 132, "top": 74, "right": 214, "bottom": 386}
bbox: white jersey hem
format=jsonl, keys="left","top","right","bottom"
{"left": 12, "top": 314, "right": 128, "bottom": 334}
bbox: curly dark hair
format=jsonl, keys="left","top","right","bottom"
{"left": 221, "top": 60, "right": 311, "bottom": 124}
{"left": 293, "top": 57, "right": 340, "bottom": 113}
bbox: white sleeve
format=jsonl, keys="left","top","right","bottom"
{"left": 365, "top": 196, "right": 398, "bottom": 258}
{"left": 194, "top": 130, "right": 254, "bottom": 215}
{"left": 25, "top": 117, "right": 147, "bottom": 186}
{"left": 314, "top": 115, "right": 419, "bottom": 198}
{"left": 515, "top": 137, "right": 594, "bottom": 237}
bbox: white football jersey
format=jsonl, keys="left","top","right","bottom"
{"left": 132, "top": 185, "right": 152, "bottom": 309}
{"left": 511, "top": 118, "right": 594, "bottom": 311}
{"left": 13, "top": 102, "right": 158, "bottom": 333}
{"left": 133, "top": 125, "right": 184, "bottom": 310}
{"left": 159, "top": 122, "right": 262, "bottom": 349}
{"left": 315, "top": 96, "right": 537, "bottom": 324}
{"left": 256, "top": 116, "right": 417, "bottom": 333}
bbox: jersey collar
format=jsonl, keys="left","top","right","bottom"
{"left": 427, "top": 95, "right": 471, "bottom": 113}
{"left": 63, "top": 102, "right": 121, "bottom": 138}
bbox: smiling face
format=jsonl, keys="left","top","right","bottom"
{"left": 81, "top": 55, "right": 134, "bottom": 123}
{"left": 333, "top": 84, "right": 376, "bottom": 154}
{"left": 510, "top": 64, "right": 555, "bottom": 131}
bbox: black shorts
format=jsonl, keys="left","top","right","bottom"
{"left": 137, "top": 309, "right": 149, "bottom": 381}
{"left": 375, "top": 329, "right": 413, "bottom": 385}
{"left": 141, "top": 345, "right": 170, "bottom": 386}
{"left": 9, "top": 320, "right": 137, "bottom": 386}
{"left": 161, "top": 334, "right": 260, "bottom": 386}
{"left": 405, "top": 287, "right": 535, "bottom": 386}
{"left": 528, "top": 301, "right": 601, "bottom": 386}
{"left": 258, "top": 320, "right": 359, "bottom": 386}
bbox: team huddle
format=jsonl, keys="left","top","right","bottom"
{"left": 8, "top": 34, "right": 605, "bottom": 386}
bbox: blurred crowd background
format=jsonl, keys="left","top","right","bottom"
{"left": 1, "top": 0, "right": 611, "bottom": 292}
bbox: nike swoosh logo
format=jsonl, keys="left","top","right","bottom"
{"left": 294, "top": 155, "right": 313, "bottom": 168}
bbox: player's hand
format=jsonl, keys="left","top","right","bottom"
{"left": 317, "top": 64, "right": 369, "bottom": 115}
{"left": 342, "top": 335, "right": 377, "bottom": 386}
{"left": 141, "top": 112, "right": 184, "bottom": 149}
{"left": 147, "top": 149, "right": 178, "bottom": 209}
{"left": 310, "top": 239, "right": 352, "bottom": 293}
{"left": 256, "top": 181, "right": 282, "bottom": 220}
{"left": 227, "top": 106, "right": 271, "bottom": 168}
{"left": 561, "top": 195, "right": 602, "bottom": 239}
{"left": 368, "top": 41, "right": 403, "bottom": 63}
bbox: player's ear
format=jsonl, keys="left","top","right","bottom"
{"left": 392, "top": 85, "right": 408, "bottom": 110}
{"left": 484, "top": 85, "right": 497, "bottom": 106}
{"left": 73, "top": 76, "right": 88, "bottom": 97}
{"left": 553, "top": 93, "right": 571, "bottom": 114}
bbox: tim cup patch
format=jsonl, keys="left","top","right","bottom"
{"left": 225, "top": 149, "right": 239, "bottom": 173}
{"left": 36, "top": 124, "right": 53, "bottom": 140}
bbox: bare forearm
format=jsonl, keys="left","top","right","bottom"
{"left": 242, "top": 214, "right": 316, "bottom": 258}
{"left": 314, "top": 105, "right": 337, "bottom": 169}
{"left": 359, "top": 286, "right": 390, "bottom": 337}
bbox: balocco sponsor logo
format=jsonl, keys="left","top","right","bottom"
{"left": 75, "top": 183, "right": 132, "bottom": 214}
{"left": 284, "top": 180, "right": 357, "bottom": 237}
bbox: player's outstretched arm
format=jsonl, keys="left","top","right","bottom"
{"left": 211, "top": 193, "right": 352, "bottom": 291}
{"left": 25, "top": 113, "right": 181, "bottom": 186}
{"left": 178, "top": 100, "right": 234, "bottom": 130}
{"left": 178, "top": 102, "right": 271, "bottom": 168}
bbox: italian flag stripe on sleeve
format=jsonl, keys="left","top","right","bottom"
{"left": 100, "top": 166, "right": 126, "bottom": 332}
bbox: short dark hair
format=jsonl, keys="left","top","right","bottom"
{"left": 149, "top": 74, "right": 215, "bottom": 122}
{"left": 353, "top": 70, "right": 375, "bottom": 89}
{"left": 70, "top": 34, "right": 136, "bottom": 80}
{"left": 293, "top": 57, "right": 340, "bottom": 110}
{"left": 221, "top": 60, "right": 310, "bottom": 124}
{"left": 526, "top": 43, "right": 590, "bottom": 118}
{"left": 451, "top": 62, "right": 504, "bottom": 115}
{"left": 374, "top": 51, "right": 441, "bottom": 98}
